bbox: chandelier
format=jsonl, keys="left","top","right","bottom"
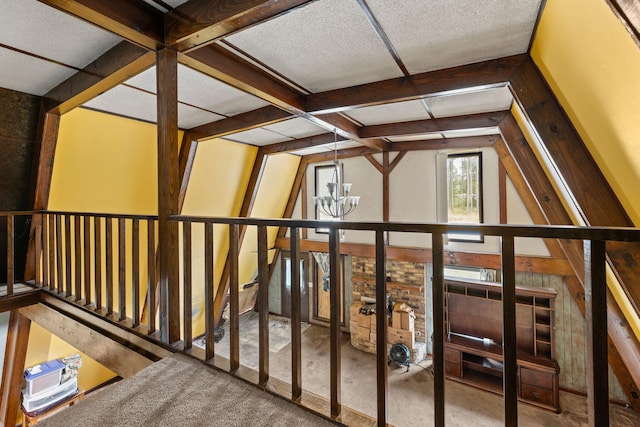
{"left": 313, "top": 129, "right": 360, "bottom": 219}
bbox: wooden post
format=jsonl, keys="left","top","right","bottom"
{"left": 118, "top": 218, "right": 126, "bottom": 321}
{"left": 431, "top": 232, "right": 445, "bottom": 427}
{"left": 585, "top": 240, "right": 609, "bottom": 426}
{"left": 204, "top": 223, "right": 215, "bottom": 360}
{"left": 131, "top": 219, "right": 140, "bottom": 327}
{"left": 290, "top": 227, "right": 302, "bottom": 400}
{"left": 329, "top": 227, "right": 341, "bottom": 418}
{"left": 229, "top": 224, "right": 240, "bottom": 372}
{"left": 146, "top": 219, "right": 156, "bottom": 333}
{"left": 182, "top": 221, "right": 192, "bottom": 349}
{"left": 501, "top": 235, "right": 518, "bottom": 427}
{"left": 375, "top": 230, "right": 388, "bottom": 426}
{"left": 0, "top": 311, "right": 31, "bottom": 427}
{"left": 258, "top": 225, "right": 270, "bottom": 386}
{"left": 156, "top": 47, "right": 180, "bottom": 344}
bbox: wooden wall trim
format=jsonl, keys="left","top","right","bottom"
{"left": 275, "top": 237, "right": 574, "bottom": 276}
{"left": 605, "top": 0, "right": 640, "bottom": 48}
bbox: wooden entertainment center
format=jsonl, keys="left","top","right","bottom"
{"left": 443, "top": 278, "right": 560, "bottom": 413}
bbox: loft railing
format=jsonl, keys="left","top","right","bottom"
{"left": 3, "top": 209, "right": 640, "bottom": 426}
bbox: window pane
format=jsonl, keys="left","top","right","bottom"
{"left": 447, "top": 153, "right": 483, "bottom": 242}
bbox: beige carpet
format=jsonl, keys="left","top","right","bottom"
{"left": 37, "top": 354, "right": 338, "bottom": 427}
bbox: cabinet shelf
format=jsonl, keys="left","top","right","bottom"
{"left": 443, "top": 278, "right": 559, "bottom": 412}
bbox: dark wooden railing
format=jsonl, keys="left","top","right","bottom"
{"left": 4, "top": 210, "right": 640, "bottom": 426}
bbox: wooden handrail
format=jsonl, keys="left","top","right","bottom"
{"left": 3, "top": 209, "right": 640, "bottom": 426}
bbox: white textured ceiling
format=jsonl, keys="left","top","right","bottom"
{"left": 366, "top": 0, "right": 542, "bottom": 74}
{"left": 1, "top": 0, "right": 542, "bottom": 151}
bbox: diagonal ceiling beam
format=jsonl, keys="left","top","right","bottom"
{"left": 360, "top": 111, "right": 508, "bottom": 139}
{"left": 166, "top": 0, "right": 315, "bottom": 52}
{"left": 497, "top": 116, "right": 640, "bottom": 411}
{"left": 44, "top": 41, "right": 155, "bottom": 114}
{"left": 188, "top": 105, "right": 292, "bottom": 141}
{"left": 305, "top": 54, "right": 527, "bottom": 114}
{"left": 38, "top": 0, "right": 164, "bottom": 50}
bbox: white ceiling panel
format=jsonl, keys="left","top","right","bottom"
{"left": 226, "top": 0, "right": 403, "bottom": 92}
{"left": 125, "top": 65, "right": 271, "bottom": 117}
{"left": 0, "top": 0, "right": 121, "bottom": 68}
{"left": 177, "top": 65, "right": 270, "bottom": 116}
{"left": 344, "top": 99, "right": 429, "bottom": 125}
{"left": 0, "top": 48, "right": 75, "bottom": 96}
{"left": 84, "top": 86, "right": 158, "bottom": 123}
{"left": 178, "top": 105, "right": 225, "bottom": 129}
{"left": 426, "top": 86, "right": 513, "bottom": 118}
{"left": 262, "top": 117, "right": 326, "bottom": 139}
{"left": 223, "top": 128, "right": 292, "bottom": 146}
{"left": 366, "top": 0, "right": 542, "bottom": 75}
{"left": 290, "top": 146, "right": 332, "bottom": 156}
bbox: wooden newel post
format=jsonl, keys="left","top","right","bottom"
{"left": 156, "top": 47, "right": 180, "bottom": 344}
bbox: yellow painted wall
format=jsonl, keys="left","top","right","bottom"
{"left": 27, "top": 107, "right": 176, "bottom": 394}
{"left": 531, "top": 0, "right": 640, "bottom": 343}
{"left": 181, "top": 138, "right": 257, "bottom": 336}
{"left": 531, "top": 0, "right": 640, "bottom": 225}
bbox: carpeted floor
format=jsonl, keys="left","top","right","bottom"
{"left": 37, "top": 353, "right": 337, "bottom": 427}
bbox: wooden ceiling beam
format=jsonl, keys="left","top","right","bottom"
{"left": 261, "top": 132, "right": 347, "bottom": 154}
{"left": 188, "top": 105, "right": 292, "bottom": 141}
{"left": 360, "top": 111, "right": 508, "bottom": 139}
{"left": 305, "top": 54, "right": 527, "bottom": 114}
{"left": 43, "top": 41, "right": 155, "bottom": 114}
{"left": 38, "top": 0, "right": 164, "bottom": 50}
{"left": 166, "top": 0, "right": 315, "bottom": 52}
{"left": 311, "top": 113, "right": 388, "bottom": 151}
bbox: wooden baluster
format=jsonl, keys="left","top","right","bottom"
{"left": 182, "top": 221, "right": 192, "bottom": 349}
{"left": 329, "top": 227, "right": 341, "bottom": 418}
{"left": 34, "top": 219, "right": 41, "bottom": 287}
{"left": 290, "top": 227, "right": 302, "bottom": 400}
{"left": 42, "top": 214, "right": 49, "bottom": 288}
{"left": 94, "top": 217, "right": 102, "bottom": 311}
{"left": 204, "top": 222, "right": 215, "bottom": 360}
{"left": 84, "top": 216, "right": 91, "bottom": 304}
{"left": 64, "top": 215, "right": 72, "bottom": 297}
{"left": 432, "top": 232, "right": 445, "bottom": 427}
{"left": 74, "top": 216, "right": 82, "bottom": 300}
{"left": 132, "top": 219, "right": 140, "bottom": 327}
{"left": 375, "top": 230, "right": 387, "bottom": 426}
{"left": 118, "top": 218, "right": 126, "bottom": 321}
{"left": 6, "top": 214, "right": 14, "bottom": 294}
{"left": 585, "top": 240, "right": 608, "bottom": 427}
{"left": 147, "top": 219, "right": 156, "bottom": 333}
{"left": 55, "top": 215, "right": 63, "bottom": 295}
{"left": 105, "top": 217, "right": 113, "bottom": 315}
{"left": 229, "top": 224, "right": 240, "bottom": 372}
{"left": 258, "top": 225, "right": 269, "bottom": 386}
{"left": 502, "top": 235, "right": 518, "bottom": 427}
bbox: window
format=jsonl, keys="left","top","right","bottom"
{"left": 446, "top": 152, "right": 483, "bottom": 242}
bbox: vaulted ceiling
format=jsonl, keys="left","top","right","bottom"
{"left": 0, "top": 0, "right": 543, "bottom": 156}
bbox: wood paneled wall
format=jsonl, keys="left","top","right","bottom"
{"left": 0, "top": 88, "right": 41, "bottom": 281}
